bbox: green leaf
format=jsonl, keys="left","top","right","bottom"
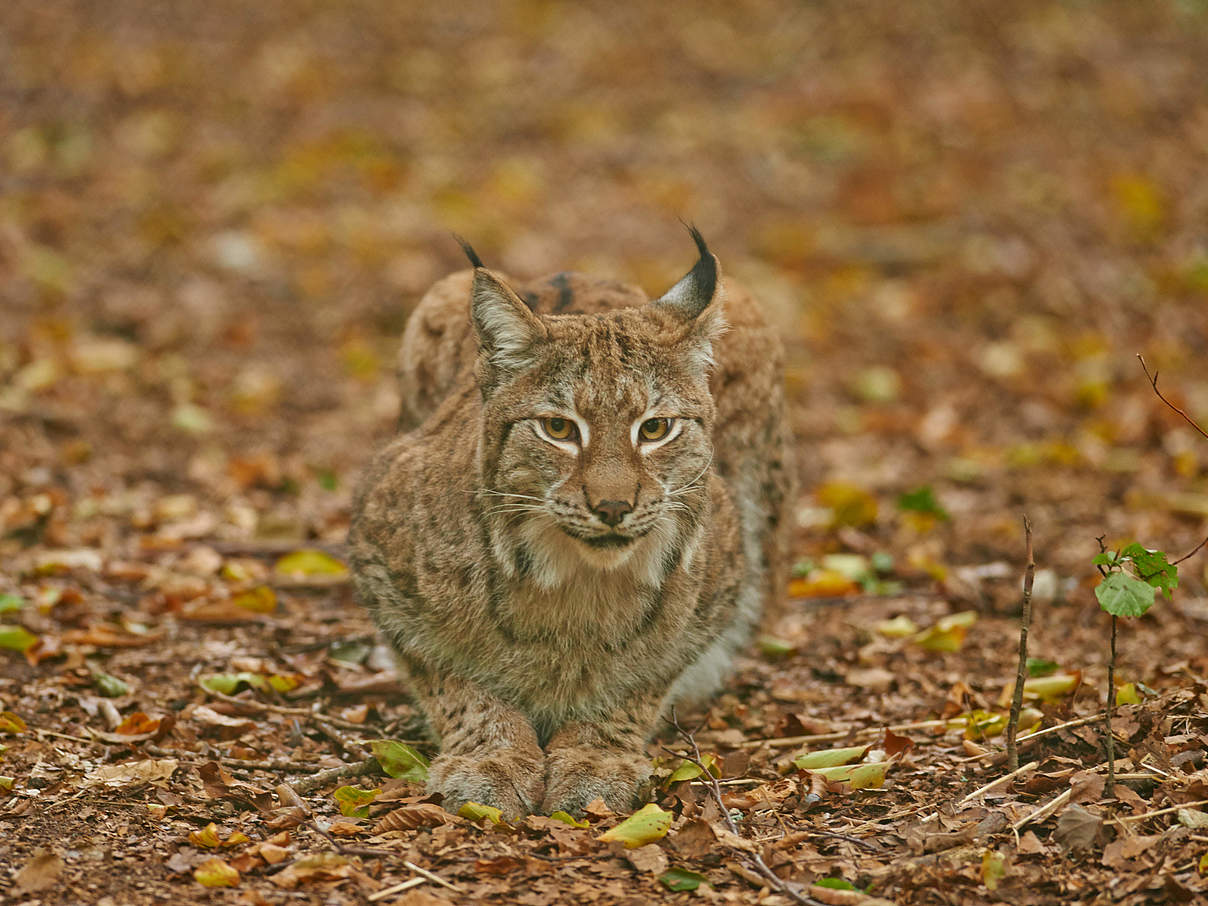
{"left": 597, "top": 803, "right": 673, "bottom": 848}
{"left": 0, "top": 594, "right": 24, "bottom": 614}
{"left": 1095, "top": 572, "right": 1156, "bottom": 618}
{"left": 757, "top": 635, "right": 796, "bottom": 658}
{"left": 1119, "top": 543, "right": 1178, "bottom": 598}
{"left": 275, "top": 549, "right": 348, "bottom": 577}
{"left": 0, "top": 776, "right": 14, "bottom": 790}
{"left": 199, "top": 671, "right": 300, "bottom": 695}
{"left": 368, "top": 740, "right": 429, "bottom": 783}
{"left": 659, "top": 867, "right": 709, "bottom": 891}
{"left": 549, "top": 810, "right": 589, "bottom": 828}
{"left": 792, "top": 745, "right": 869, "bottom": 770}
{"left": 0, "top": 625, "right": 38, "bottom": 653}
{"left": 1026, "top": 657, "right": 1059, "bottom": 677}
{"left": 1092, "top": 551, "right": 1120, "bottom": 567}
{"left": 92, "top": 671, "right": 130, "bottom": 698}
{"left": 897, "top": 486, "right": 949, "bottom": 520}
{"left": 667, "top": 752, "right": 718, "bottom": 784}
{"left": 459, "top": 801, "right": 504, "bottom": 824}
{"left": 333, "top": 785, "right": 379, "bottom": 817}
{"left": 815, "top": 878, "right": 857, "bottom": 890}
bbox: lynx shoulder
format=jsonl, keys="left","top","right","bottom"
{"left": 349, "top": 229, "right": 792, "bottom": 817}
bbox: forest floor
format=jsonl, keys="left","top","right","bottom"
{"left": 3, "top": 1, "right": 1208, "bottom": 904}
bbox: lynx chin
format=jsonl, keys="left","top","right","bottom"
{"left": 349, "top": 228, "right": 792, "bottom": 817}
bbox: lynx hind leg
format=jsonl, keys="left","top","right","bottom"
{"left": 402, "top": 662, "right": 545, "bottom": 818}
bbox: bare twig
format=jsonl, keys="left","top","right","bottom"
{"left": 741, "top": 718, "right": 948, "bottom": 750}
{"left": 666, "top": 711, "right": 822, "bottom": 906}
{"left": 1011, "top": 788, "right": 1071, "bottom": 832}
{"left": 1138, "top": 354, "right": 1208, "bottom": 440}
{"left": 1006, "top": 516, "right": 1035, "bottom": 772}
{"left": 368, "top": 878, "right": 428, "bottom": 901}
{"left": 957, "top": 760, "right": 1038, "bottom": 808}
{"left": 1115, "top": 799, "right": 1208, "bottom": 824}
{"left": 1171, "top": 534, "right": 1208, "bottom": 567}
{"left": 290, "top": 757, "right": 378, "bottom": 794}
{"left": 402, "top": 861, "right": 463, "bottom": 893}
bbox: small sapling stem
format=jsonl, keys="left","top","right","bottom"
{"left": 1006, "top": 515, "right": 1035, "bottom": 773}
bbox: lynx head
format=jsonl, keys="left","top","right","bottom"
{"left": 469, "top": 230, "right": 725, "bottom": 587}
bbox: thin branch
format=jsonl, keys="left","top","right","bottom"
{"left": 290, "top": 757, "right": 378, "bottom": 794}
{"left": 1171, "top": 534, "right": 1208, "bottom": 567}
{"left": 1011, "top": 788, "right": 1071, "bottom": 832}
{"left": 957, "top": 760, "right": 1038, "bottom": 808}
{"left": 1006, "top": 515, "right": 1035, "bottom": 772}
{"left": 1138, "top": 354, "right": 1208, "bottom": 440}
{"left": 665, "top": 711, "right": 823, "bottom": 906}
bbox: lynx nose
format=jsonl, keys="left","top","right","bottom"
{"left": 592, "top": 499, "right": 633, "bottom": 527}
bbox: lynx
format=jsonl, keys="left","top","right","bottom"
{"left": 349, "top": 229, "right": 791, "bottom": 817}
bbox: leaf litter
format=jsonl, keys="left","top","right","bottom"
{"left": 3, "top": 1, "right": 1208, "bottom": 904}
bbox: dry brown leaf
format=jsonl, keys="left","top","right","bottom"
{"left": 14, "top": 848, "right": 64, "bottom": 895}
{"left": 373, "top": 802, "right": 452, "bottom": 833}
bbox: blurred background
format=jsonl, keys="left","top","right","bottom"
{"left": 2, "top": 0, "right": 1207, "bottom": 582}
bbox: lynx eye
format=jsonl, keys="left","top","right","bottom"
{"left": 638, "top": 418, "right": 673, "bottom": 442}
{"left": 540, "top": 417, "right": 577, "bottom": 442}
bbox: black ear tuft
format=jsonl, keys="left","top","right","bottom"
{"left": 655, "top": 224, "right": 719, "bottom": 319}
{"left": 453, "top": 234, "right": 485, "bottom": 269}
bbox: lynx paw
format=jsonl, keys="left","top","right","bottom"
{"left": 427, "top": 748, "right": 545, "bottom": 819}
{"left": 542, "top": 747, "right": 652, "bottom": 816}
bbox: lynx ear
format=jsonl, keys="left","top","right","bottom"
{"left": 470, "top": 267, "right": 547, "bottom": 377}
{"left": 652, "top": 226, "right": 726, "bottom": 368}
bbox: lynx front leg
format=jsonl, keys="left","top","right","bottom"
{"left": 542, "top": 697, "right": 660, "bottom": 816}
{"left": 408, "top": 669, "right": 544, "bottom": 819}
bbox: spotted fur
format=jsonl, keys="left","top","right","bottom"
{"left": 349, "top": 231, "right": 792, "bottom": 817}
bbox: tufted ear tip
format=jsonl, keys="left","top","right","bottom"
{"left": 453, "top": 233, "right": 485, "bottom": 269}
{"left": 654, "top": 225, "right": 721, "bottom": 320}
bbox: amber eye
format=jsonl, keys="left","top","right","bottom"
{"left": 638, "top": 418, "right": 672, "bottom": 442}
{"left": 541, "top": 417, "right": 577, "bottom": 442}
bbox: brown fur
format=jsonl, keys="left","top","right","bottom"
{"left": 350, "top": 234, "right": 792, "bottom": 817}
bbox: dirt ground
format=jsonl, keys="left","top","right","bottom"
{"left": 2, "top": 1, "right": 1208, "bottom": 903}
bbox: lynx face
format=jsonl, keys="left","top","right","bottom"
{"left": 472, "top": 241, "right": 724, "bottom": 586}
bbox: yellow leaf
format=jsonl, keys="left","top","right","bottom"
{"left": 275, "top": 549, "right": 348, "bottom": 577}
{"left": 194, "top": 857, "right": 239, "bottom": 887}
{"left": 0, "top": 711, "right": 26, "bottom": 734}
{"left": 788, "top": 570, "right": 860, "bottom": 598}
{"left": 874, "top": 615, "right": 918, "bottom": 638}
{"left": 815, "top": 481, "right": 878, "bottom": 528}
{"left": 799, "top": 762, "right": 887, "bottom": 790}
{"left": 231, "top": 585, "right": 277, "bottom": 614}
{"left": 982, "top": 850, "right": 1006, "bottom": 891}
{"left": 189, "top": 823, "right": 222, "bottom": 848}
{"left": 793, "top": 745, "right": 869, "bottom": 771}
{"left": 597, "top": 803, "right": 673, "bottom": 848}
{"left": 458, "top": 801, "right": 504, "bottom": 824}
{"left": 1115, "top": 682, "right": 1141, "bottom": 706}
{"left": 549, "top": 810, "right": 590, "bottom": 828}
{"left": 911, "top": 611, "right": 977, "bottom": 652}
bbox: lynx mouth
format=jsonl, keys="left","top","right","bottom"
{"left": 581, "top": 533, "right": 637, "bottom": 549}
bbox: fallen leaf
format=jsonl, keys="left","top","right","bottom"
{"left": 275, "top": 549, "right": 348, "bottom": 577}
{"left": 14, "top": 848, "right": 64, "bottom": 895}
{"left": 793, "top": 745, "right": 870, "bottom": 770}
{"left": 668, "top": 752, "right": 719, "bottom": 783}
{"left": 549, "top": 810, "right": 590, "bottom": 828}
{"left": 374, "top": 803, "right": 452, "bottom": 832}
{"left": 115, "top": 712, "right": 162, "bottom": 735}
{"left": 333, "top": 785, "right": 379, "bottom": 817}
{"left": 625, "top": 843, "right": 668, "bottom": 875}
{"left": 459, "top": 801, "right": 504, "bottom": 824}
{"left": 87, "top": 758, "right": 179, "bottom": 787}
{"left": 270, "top": 853, "right": 352, "bottom": 888}
{"left": 660, "top": 867, "right": 709, "bottom": 891}
{"left": 598, "top": 803, "right": 673, "bottom": 848}
{"left": 230, "top": 585, "right": 277, "bottom": 614}
{"left": 1102, "top": 833, "right": 1161, "bottom": 869}
{"left": 0, "top": 711, "right": 27, "bottom": 734}
{"left": 912, "top": 611, "right": 977, "bottom": 652}
{"left": 369, "top": 739, "right": 429, "bottom": 782}
{"left": 982, "top": 850, "right": 1006, "bottom": 891}
{"left": 1178, "top": 808, "right": 1208, "bottom": 829}
{"left": 0, "top": 624, "right": 38, "bottom": 653}
{"left": 193, "top": 857, "right": 240, "bottom": 887}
